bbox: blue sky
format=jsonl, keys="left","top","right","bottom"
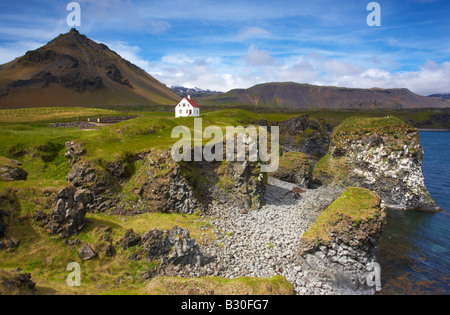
{"left": 0, "top": 0, "right": 449, "bottom": 94}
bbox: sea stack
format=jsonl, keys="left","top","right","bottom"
{"left": 313, "top": 116, "right": 440, "bottom": 211}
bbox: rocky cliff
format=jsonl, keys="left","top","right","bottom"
{"left": 277, "top": 115, "right": 332, "bottom": 164}
{"left": 63, "top": 141, "right": 266, "bottom": 215}
{"left": 313, "top": 116, "right": 439, "bottom": 211}
{"left": 298, "top": 187, "right": 386, "bottom": 294}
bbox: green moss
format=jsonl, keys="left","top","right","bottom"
{"left": 302, "top": 187, "right": 381, "bottom": 244}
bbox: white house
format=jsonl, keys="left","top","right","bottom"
{"left": 175, "top": 95, "right": 200, "bottom": 118}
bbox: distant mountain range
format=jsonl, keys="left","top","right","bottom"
{"left": 0, "top": 29, "right": 179, "bottom": 109}
{"left": 428, "top": 94, "right": 450, "bottom": 100}
{"left": 170, "top": 86, "right": 222, "bottom": 98}
{"left": 200, "top": 82, "right": 450, "bottom": 110}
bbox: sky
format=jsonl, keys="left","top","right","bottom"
{"left": 0, "top": 0, "right": 449, "bottom": 95}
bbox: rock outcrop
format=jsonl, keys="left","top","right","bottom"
{"left": 275, "top": 115, "right": 332, "bottom": 163}
{"left": 0, "top": 157, "right": 28, "bottom": 182}
{"left": 118, "top": 227, "right": 204, "bottom": 267}
{"left": 298, "top": 187, "right": 386, "bottom": 295}
{"left": 0, "top": 268, "right": 36, "bottom": 295}
{"left": 272, "top": 152, "right": 313, "bottom": 188}
{"left": 0, "top": 189, "right": 21, "bottom": 252}
{"left": 313, "top": 116, "right": 439, "bottom": 211}
{"left": 43, "top": 186, "right": 89, "bottom": 238}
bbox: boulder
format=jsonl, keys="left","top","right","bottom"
{"left": 272, "top": 152, "right": 313, "bottom": 188}
{"left": 78, "top": 243, "right": 97, "bottom": 261}
{"left": 313, "top": 116, "right": 440, "bottom": 211}
{"left": 0, "top": 157, "right": 28, "bottom": 182}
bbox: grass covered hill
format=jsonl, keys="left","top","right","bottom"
{"left": 0, "top": 29, "right": 179, "bottom": 109}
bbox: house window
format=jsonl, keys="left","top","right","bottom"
{"left": 179, "top": 110, "right": 182, "bottom": 114}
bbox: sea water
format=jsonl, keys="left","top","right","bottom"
{"left": 378, "top": 131, "right": 450, "bottom": 295}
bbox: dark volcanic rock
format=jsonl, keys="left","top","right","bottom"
{"left": 44, "top": 186, "right": 89, "bottom": 238}
{"left": 114, "top": 149, "right": 266, "bottom": 215}
{"left": 0, "top": 269, "right": 36, "bottom": 295}
{"left": 117, "top": 227, "right": 204, "bottom": 267}
{"left": 0, "top": 158, "right": 28, "bottom": 182}
{"left": 119, "top": 229, "right": 142, "bottom": 250}
{"left": 0, "top": 210, "right": 10, "bottom": 238}
{"left": 277, "top": 115, "right": 332, "bottom": 164}
{"left": 78, "top": 243, "right": 97, "bottom": 261}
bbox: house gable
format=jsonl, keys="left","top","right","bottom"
{"left": 175, "top": 96, "right": 200, "bottom": 118}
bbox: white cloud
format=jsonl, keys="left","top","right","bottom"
{"left": 237, "top": 27, "right": 272, "bottom": 41}
{"left": 245, "top": 45, "right": 274, "bottom": 66}
{"left": 146, "top": 47, "right": 450, "bottom": 95}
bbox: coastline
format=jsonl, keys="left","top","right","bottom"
{"left": 418, "top": 129, "right": 450, "bottom": 132}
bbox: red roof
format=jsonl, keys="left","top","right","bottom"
{"left": 179, "top": 97, "right": 200, "bottom": 108}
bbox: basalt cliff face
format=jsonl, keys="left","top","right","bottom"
{"left": 313, "top": 116, "right": 439, "bottom": 211}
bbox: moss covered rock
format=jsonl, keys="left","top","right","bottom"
{"left": 313, "top": 116, "right": 439, "bottom": 211}
{"left": 279, "top": 114, "right": 332, "bottom": 163}
{"left": 272, "top": 152, "right": 312, "bottom": 188}
{"left": 298, "top": 187, "right": 386, "bottom": 294}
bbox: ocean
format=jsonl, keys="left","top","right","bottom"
{"left": 377, "top": 131, "right": 450, "bottom": 295}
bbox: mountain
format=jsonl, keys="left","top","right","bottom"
{"left": 0, "top": 29, "right": 179, "bottom": 109}
{"left": 203, "top": 82, "right": 450, "bottom": 110}
{"left": 428, "top": 94, "right": 450, "bottom": 100}
{"left": 170, "top": 86, "right": 222, "bottom": 98}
